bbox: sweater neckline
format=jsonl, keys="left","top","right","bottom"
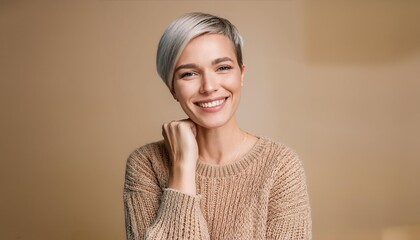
{"left": 196, "top": 136, "right": 267, "bottom": 178}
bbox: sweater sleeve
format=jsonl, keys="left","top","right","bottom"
{"left": 123, "top": 146, "right": 210, "bottom": 240}
{"left": 266, "top": 148, "right": 312, "bottom": 239}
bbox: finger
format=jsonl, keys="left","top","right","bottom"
{"left": 179, "top": 118, "right": 197, "bottom": 137}
{"left": 162, "top": 126, "right": 177, "bottom": 162}
{"left": 162, "top": 123, "right": 171, "bottom": 140}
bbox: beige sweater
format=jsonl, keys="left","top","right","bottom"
{"left": 124, "top": 137, "right": 311, "bottom": 239}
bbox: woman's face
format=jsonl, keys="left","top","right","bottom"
{"left": 172, "top": 34, "right": 245, "bottom": 129}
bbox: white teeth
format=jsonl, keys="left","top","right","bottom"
{"left": 198, "top": 98, "right": 225, "bottom": 108}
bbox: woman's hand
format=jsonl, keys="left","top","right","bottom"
{"left": 162, "top": 119, "right": 198, "bottom": 195}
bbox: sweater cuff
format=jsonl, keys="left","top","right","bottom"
{"left": 164, "top": 188, "right": 202, "bottom": 198}
{"left": 158, "top": 188, "right": 202, "bottom": 217}
{"left": 144, "top": 188, "right": 209, "bottom": 239}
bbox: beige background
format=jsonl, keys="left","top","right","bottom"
{"left": 1, "top": 1, "right": 419, "bottom": 239}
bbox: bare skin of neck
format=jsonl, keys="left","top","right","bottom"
{"left": 196, "top": 117, "right": 257, "bottom": 165}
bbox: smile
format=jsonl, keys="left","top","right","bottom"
{"left": 195, "top": 97, "right": 227, "bottom": 108}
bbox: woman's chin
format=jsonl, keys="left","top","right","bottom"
{"left": 190, "top": 116, "right": 234, "bottom": 131}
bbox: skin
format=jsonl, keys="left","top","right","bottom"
{"left": 162, "top": 34, "right": 258, "bottom": 195}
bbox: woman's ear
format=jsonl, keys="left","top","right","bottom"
{"left": 171, "top": 89, "right": 179, "bottom": 102}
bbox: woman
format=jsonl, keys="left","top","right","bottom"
{"left": 124, "top": 12, "right": 311, "bottom": 239}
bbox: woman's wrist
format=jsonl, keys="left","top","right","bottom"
{"left": 168, "top": 162, "right": 197, "bottom": 195}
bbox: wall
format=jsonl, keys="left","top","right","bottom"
{"left": 1, "top": 1, "right": 419, "bottom": 239}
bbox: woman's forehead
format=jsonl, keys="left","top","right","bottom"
{"left": 176, "top": 34, "right": 237, "bottom": 65}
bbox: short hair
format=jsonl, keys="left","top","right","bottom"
{"left": 156, "top": 12, "right": 244, "bottom": 90}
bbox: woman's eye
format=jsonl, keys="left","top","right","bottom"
{"left": 180, "top": 72, "right": 196, "bottom": 79}
{"left": 217, "top": 65, "right": 232, "bottom": 71}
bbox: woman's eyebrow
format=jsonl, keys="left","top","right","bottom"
{"left": 212, "top": 57, "right": 233, "bottom": 65}
{"left": 174, "top": 63, "right": 198, "bottom": 73}
{"left": 174, "top": 57, "right": 233, "bottom": 73}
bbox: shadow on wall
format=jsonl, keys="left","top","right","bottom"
{"left": 304, "top": 0, "right": 420, "bottom": 65}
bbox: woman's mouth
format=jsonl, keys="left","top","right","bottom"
{"left": 195, "top": 97, "right": 228, "bottom": 108}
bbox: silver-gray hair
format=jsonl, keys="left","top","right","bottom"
{"left": 156, "top": 12, "right": 244, "bottom": 90}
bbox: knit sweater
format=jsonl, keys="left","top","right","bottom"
{"left": 124, "top": 137, "right": 312, "bottom": 239}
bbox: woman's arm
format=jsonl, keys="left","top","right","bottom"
{"left": 124, "top": 120, "right": 210, "bottom": 240}
{"left": 162, "top": 119, "right": 198, "bottom": 196}
{"left": 123, "top": 148, "right": 210, "bottom": 240}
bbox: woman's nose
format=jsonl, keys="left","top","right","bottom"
{"left": 199, "top": 71, "right": 218, "bottom": 94}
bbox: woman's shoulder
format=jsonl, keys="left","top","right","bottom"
{"left": 257, "top": 136, "right": 305, "bottom": 172}
{"left": 125, "top": 140, "right": 169, "bottom": 190}
{"left": 129, "top": 139, "right": 165, "bottom": 157}
{"left": 258, "top": 136, "right": 300, "bottom": 160}
{"left": 126, "top": 139, "right": 167, "bottom": 168}
{"left": 258, "top": 137, "right": 308, "bottom": 188}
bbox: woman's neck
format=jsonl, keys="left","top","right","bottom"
{"left": 195, "top": 118, "right": 247, "bottom": 165}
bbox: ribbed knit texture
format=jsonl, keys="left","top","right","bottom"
{"left": 124, "top": 137, "right": 312, "bottom": 239}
